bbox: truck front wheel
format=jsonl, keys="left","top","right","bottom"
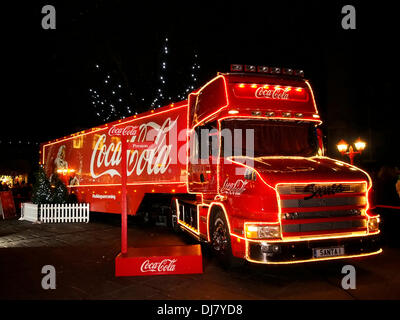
{"left": 210, "top": 209, "right": 241, "bottom": 269}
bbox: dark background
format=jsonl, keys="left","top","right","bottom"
{"left": 1, "top": 0, "right": 398, "bottom": 177}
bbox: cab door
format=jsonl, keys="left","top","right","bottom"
{"left": 188, "top": 121, "right": 219, "bottom": 195}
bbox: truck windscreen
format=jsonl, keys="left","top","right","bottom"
{"left": 221, "top": 119, "right": 319, "bottom": 157}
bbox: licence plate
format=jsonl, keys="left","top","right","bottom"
{"left": 313, "top": 246, "right": 345, "bottom": 258}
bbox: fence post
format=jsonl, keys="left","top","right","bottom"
{"left": 86, "top": 204, "right": 89, "bottom": 223}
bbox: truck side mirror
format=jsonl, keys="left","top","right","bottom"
{"left": 316, "top": 128, "right": 325, "bottom": 156}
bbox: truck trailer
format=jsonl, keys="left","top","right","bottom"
{"left": 40, "top": 65, "right": 381, "bottom": 265}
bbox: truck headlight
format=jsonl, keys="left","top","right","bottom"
{"left": 368, "top": 216, "right": 380, "bottom": 233}
{"left": 245, "top": 224, "right": 281, "bottom": 239}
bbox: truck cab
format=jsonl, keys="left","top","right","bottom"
{"left": 177, "top": 65, "right": 381, "bottom": 264}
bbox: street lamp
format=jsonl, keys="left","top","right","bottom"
{"left": 336, "top": 138, "right": 366, "bottom": 165}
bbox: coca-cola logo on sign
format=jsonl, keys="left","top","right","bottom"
{"left": 255, "top": 87, "right": 290, "bottom": 100}
{"left": 140, "top": 259, "right": 177, "bottom": 273}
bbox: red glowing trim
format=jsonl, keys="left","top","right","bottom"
{"left": 245, "top": 247, "right": 382, "bottom": 265}
{"left": 67, "top": 181, "right": 185, "bottom": 188}
{"left": 191, "top": 75, "right": 230, "bottom": 130}
{"left": 305, "top": 80, "right": 319, "bottom": 114}
{"left": 217, "top": 114, "right": 323, "bottom": 124}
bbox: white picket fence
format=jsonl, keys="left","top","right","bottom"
{"left": 39, "top": 203, "right": 90, "bottom": 223}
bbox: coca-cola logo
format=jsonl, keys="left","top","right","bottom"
{"left": 304, "top": 184, "right": 345, "bottom": 200}
{"left": 108, "top": 125, "right": 138, "bottom": 136}
{"left": 90, "top": 117, "right": 178, "bottom": 179}
{"left": 220, "top": 178, "right": 248, "bottom": 195}
{"left": 255, "top": 87, "right": 290, "bottom": 100}
{"left": 140, "top": 259, "right": 177, "bottom": 273}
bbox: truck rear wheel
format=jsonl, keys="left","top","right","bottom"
{"left": 210, "top": 209, "right": 242, "bottom": 269}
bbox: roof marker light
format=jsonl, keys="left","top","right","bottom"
{"left": 282, "top": 112, "right": 291, "bottom": 117}
{"left": 238, "top": 83, "right": 245, "bottom": 88}
{"left": 266, "top": 111, "right": 275, "bottom": 117}
{"left": 270, "top": 67, "right": 281, "bottom": 74}
{"left": 282, "top": 68, "right": 294, "bottom": 75}
{"left": 252, "top": 111, "right": 262, "bottom": 116}
{"left": 230, "top": 64, "right": 243, "bottom": 72}
{"left": 294, "top": 70, "right": 305, "bottom": 77}
{"left": 228, "top": 109, "right": 240, "bottom": 114}
{"left": 295, "top": 113, "right": 303, "bottom": 118}
{"left": 245, "top": 65, "right": 257, "bottom": 72}
{"left": 251, "top": 84, "right": 257, "bottom": 88}
{"left": 257, "top": 66, "right": 269, "bottom": 73}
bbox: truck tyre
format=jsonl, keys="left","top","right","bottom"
{"left": 210, "top": 209, "right": 242, "bottom": 269}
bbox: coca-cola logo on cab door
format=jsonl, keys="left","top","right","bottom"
{"left": 140, "top": 259, "right": 177, "bottom": 273}
{"left": 220, "top": 178, "right": 248, "bottom": 195}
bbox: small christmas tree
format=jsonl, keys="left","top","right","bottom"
{"left": 32, "top": 166, "right": 69, "bottom": 204}
{"left": 31, "top": 166, "right": 52, "bottom": 204}
{"left": 49, "top": 174, "right": 69, "bottom": 204}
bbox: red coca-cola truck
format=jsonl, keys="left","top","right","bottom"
{"left": 40, "top": 65, "right": 381, "bottom": 265}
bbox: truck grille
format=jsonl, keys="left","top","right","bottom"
{"left": 277, "top": 182, "right": 368, "bottom": 236}
{"left": 282, "top": 219, "right": 366, "bottom": 233}
{"left": 277, "top": 183, "right": 366, "bottom": 195}
{"left": 282, "top": 209, "right": 362, "bottom": 220}
{"left": 281, "top": 196, "right": 366, "bottom": 208}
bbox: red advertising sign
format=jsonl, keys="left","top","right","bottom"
{"left": 0, "top": 191, "right": 16, "bottom": 219}
{"left": 115, "top": 245, "right": 203, "bottom": 276}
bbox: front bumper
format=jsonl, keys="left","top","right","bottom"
{"left": 247, "top": 233, "right": 381, "bottom": 264}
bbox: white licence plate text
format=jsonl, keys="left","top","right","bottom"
{"left": 313, "top": 246, "right": 345, "bottom": 258}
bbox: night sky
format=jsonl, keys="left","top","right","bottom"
{"left": 1, "top": 0, "right": 398, "bottom": 171}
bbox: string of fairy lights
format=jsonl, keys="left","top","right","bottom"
{"left": 0, "top": 139, "right": 40, "bottom": 146}
{"left": 150, "top": 37, "right": 169, "bottom": 109}
{"left": 176, "top": 51, "right": 201, "bottom": 101}
{"left": 89, "top": 36, "right": 201, "bottom": 123}
{"left": 88, "top": 65, "right": 136, "bottom": 123}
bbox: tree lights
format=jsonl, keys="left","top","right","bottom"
{"left": 89, "top": 36, "right": 201, "bottom": 122}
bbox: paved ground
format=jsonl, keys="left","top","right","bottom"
{"left": 1, "top": 211, "right": 399, "bottom": 300}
